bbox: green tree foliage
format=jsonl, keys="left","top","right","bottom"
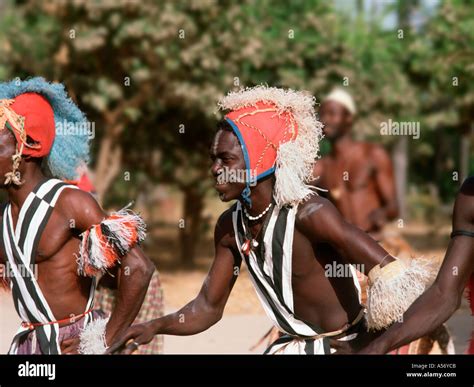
{"left": 0, "top": 0, "right": 471, "bottom": 263}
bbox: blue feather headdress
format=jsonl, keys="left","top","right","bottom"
{"left": 0, "top": 77, "right": 90, "bottom": 180}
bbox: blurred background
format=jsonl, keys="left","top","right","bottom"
{"left": 0, "top": 0, "right": 472, "bottom": 354}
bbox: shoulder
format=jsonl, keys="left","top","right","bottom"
{"left": 215, "top": 204, "right": 237, "bottom": 235}
{"left": 57, "top": 187, "right": 102, "bottom": 213}
{"left": 295, "top": 195, "right": 345, "bottom": 242}
{"left": 55, "top": 187, "right": 106, "bottom": 229}
{"left": 215, "top": 203, "right": 239, "bottom": 249}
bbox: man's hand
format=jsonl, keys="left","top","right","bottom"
{"left": 106, "top": 321, "right": 157, "bottom": 354}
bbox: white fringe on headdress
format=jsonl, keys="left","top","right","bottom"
{"left": 366, "top": 257, "right": 439, "bottom": 331}
{"left": 218, "top": 85, "right": 324, "bottom": 207}
{"left": 78, "top": 317, "right": 109, "bottom": 354}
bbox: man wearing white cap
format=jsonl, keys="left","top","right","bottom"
{"left": 314, "top": 88, "right": 398, "bottom": 239}
{"left": 314, "top": 88, "right": 454, "bottom": 355}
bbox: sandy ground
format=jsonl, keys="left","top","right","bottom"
{"left": 1, "top": 268, "right": 472, "bottom": 354}
{"left": 0, "top": 293, "right": 20, "bottom": 353}
{"left": 0, "top": 220, "right": 471, "bottom": 354}
{"left": 0, "top": 267, "right": 271, "bottom": 354}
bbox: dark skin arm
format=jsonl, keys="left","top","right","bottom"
{"left": 358, "top": 177, "right": 474, "bottom": 354}
{"left": 58, "top": 190, "right": 155, "bottom": 354}
{"left": 297, "top": 195, "right": 395, "bottom": 274}
{"left": 107, "top": 209, "right": 241, "bottom": 354}
{"left": 367, "top": 145, "right": 398, "bottom": 229}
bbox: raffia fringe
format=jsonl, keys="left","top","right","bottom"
{"left": 77, "top": 208, "right": 146, "bottom": 277}
{"left": 78, "top": 317, "right": 109, "bottom": 354}
{"left": 366, "top": 257, "right": 439, "bottom": 330}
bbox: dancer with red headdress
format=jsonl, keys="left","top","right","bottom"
{"left": 314, "top": 88, "right": 454, "bottom": 355}
{"left": 109, "top": 86, "right": 437, "bottom": 355}
{"left": 0, "top": 78, "right": 154, "bottom": 354}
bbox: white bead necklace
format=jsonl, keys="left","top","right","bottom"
{"left": 243, "top": 202, "right": 273, "bottom": 221}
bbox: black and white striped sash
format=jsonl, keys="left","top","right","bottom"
{"left": 233, "top": 201, "right": 323, "bottom": 338}
{"left": 2, "top": 178, "right": 96, "bottom": 354}
{"left": 232, "top": 201, "right": 361, "bottom": 341}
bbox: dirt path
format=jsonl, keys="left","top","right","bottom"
{"left": 1, "top": 228, "right": 471, "bottom": 354}
{"left": 0, "top": 293, "right": 20, "bottom": 354}
{"left": 2, "top": 277, "right": 471, "bottom": 354}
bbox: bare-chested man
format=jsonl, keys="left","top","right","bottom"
{"left": 357, "top": 176, "right": 474, "bottom": 354}
{"left": 314, "top": 88, "right": 398, "bottom": 238}
{"left": 315, "top": 89, "right": 454, "bottom": 355}
{"left": 109, "top": 86, "right": 434, "bottom": 355}
{"left": 0, "top": 78, "right": 154, "bottom": 354}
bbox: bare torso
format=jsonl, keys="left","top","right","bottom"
{"left": 3, "top": 187, "right": 92, "bottom": 325}
{"left": 315, "top": 142, "right": 392, "bottom": 234}
{"left": 289, "top": 227, "right": 361, "bottom": 330}
{"left": 226, "top": 203, "right": 361, "bottom": 333}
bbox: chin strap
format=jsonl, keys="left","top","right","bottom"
{"left": 241, "top": 185, "right": 252, "bottom": 207}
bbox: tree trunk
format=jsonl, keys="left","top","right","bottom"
{"left": 94, "top": 132, "right": 123, "bottom": 205}
{"left": 393, "top": 0, "right": 415, "bottom": 220}
{"left": 179, "top": 186, "right": 204, "bottom": 267}
{"left": 393, "top": 137, "right": 408, "bottom": 219}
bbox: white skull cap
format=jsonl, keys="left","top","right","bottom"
{"left": 324, "top": 88, "right": 356, "bottom": 115}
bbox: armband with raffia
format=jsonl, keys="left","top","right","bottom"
{"left": 366, "top": 257, "right": 438, "bottom": 330}
{"left": 77, "top": 209, "right": 146, "bottom": 277}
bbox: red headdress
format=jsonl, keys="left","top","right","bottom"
{"left": 219, "top": 86, "right": 323, "bottom": 207}
{"left": 0, "top": 93, "right": 56, "bottom": 185}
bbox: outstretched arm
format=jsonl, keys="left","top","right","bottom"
{"left": 359, "top": 178, "right": 474, "bottom": 353}
{"left": 360, "top": 238, "right": 473, "bottom": 354}
{"left": 107, "top": 209, "right": 241, "bottom": 354}
{"left": 61, "top": 189, "right": 155, "bottom": 351}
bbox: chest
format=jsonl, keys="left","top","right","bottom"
{"left": 242, "top": 209, "right": 325, "bottom": 282}
{"left": 3, "top": 181, "right": 76, "bottom": 264}
{"left": 35, "top": 215, "right": 74, "bottom": 263}
{"left": 323, "top": 156, "right": 375, "bottom": 191}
